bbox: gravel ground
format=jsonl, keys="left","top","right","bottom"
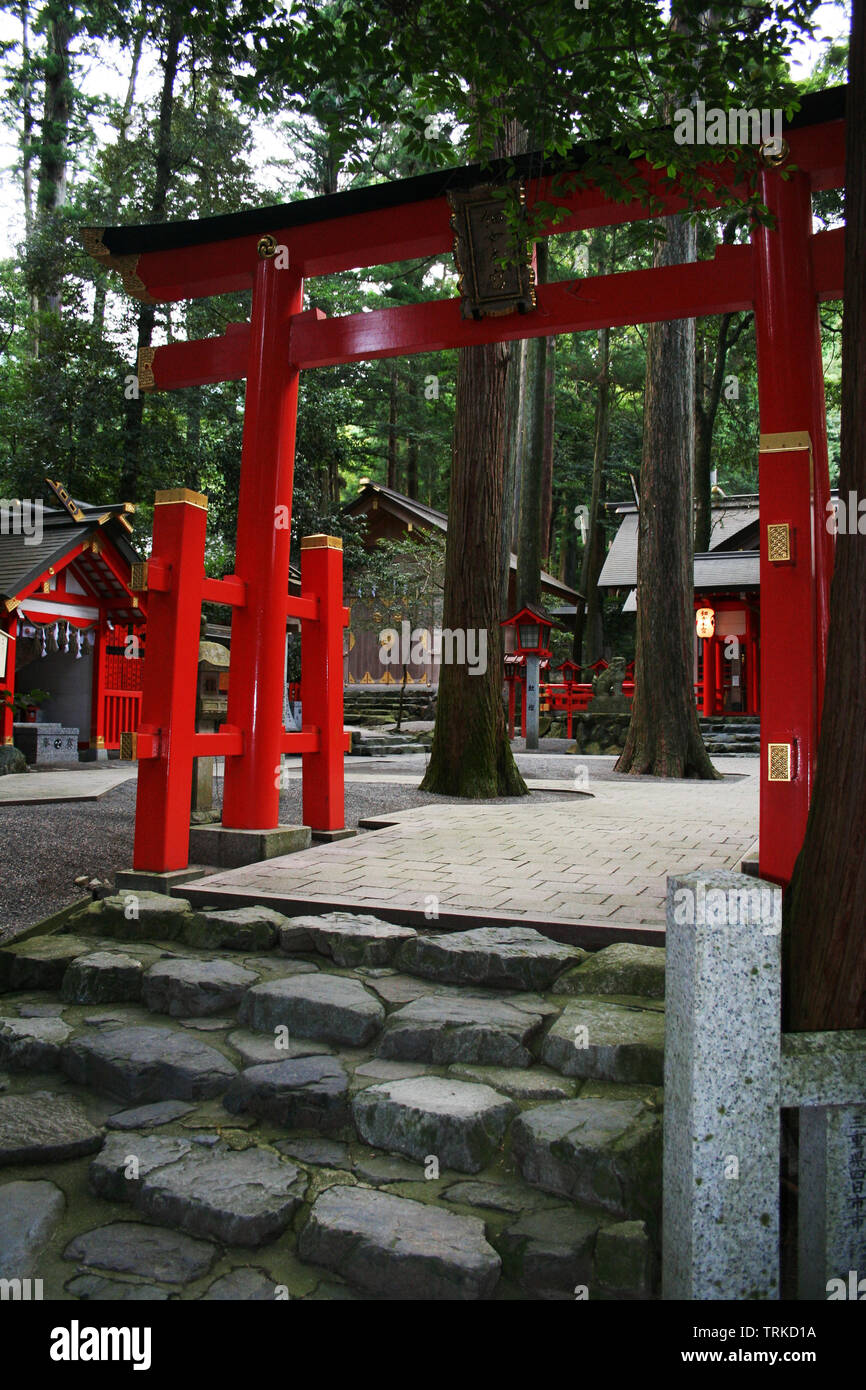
{"left": 0, "top": 765, "right": 576, "bottom": 940}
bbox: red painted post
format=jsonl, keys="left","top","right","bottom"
{"left": 1, "top": 613, "right": 17, "bottom": 745}
{"left": 507, "top": 681, "right": 516, "bottom": 740}
{"left": 749, "top": 610, "right": 760, "bottom": 716}
{"left": 753, "top": 165, "right": 832, "bottom": 884}
{"left": 300, "top": 535, "right": 346, "bottom": 831}
{"left": 133, "top": 489, "right": 207, "bottom": 871}
{"left": 702, "top": 636, "right": 716, "bottom": 717}
{"left": 89, "top": 625, "right": 108, "bottom": 756}
{"left": 222, "top": 255, "right": 303, "bottom": 830}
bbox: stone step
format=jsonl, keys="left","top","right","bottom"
{"left": 542, "top": 1000, "right": 665, "bottom": 1084}
{"left": 556, "top": 943, "right": 665, "bottom": 1000}
{"left": 377, "top": 993, "right": 549, "bottom": 1068}
{"left": 298, "top": 1185, "right": 501, "bottom": 1300}
{"left": 223, "top": 1055, "right": 351, "bottom": 1133}
{"left": 0, "top": 1092, "right": 104, "bottom": 1165}
{"left": 511, "top": 1096, "right": 662, "bottom": 1224}
{"left": 353, "top": 743, "right": 431, "bottom": 756}
{"left": 352, "top": 1075, "right": 516, "bottom": 1173}
{"left": 91, "top": 1139, "right": 306, "bottom": 1246}
{"left": 395, "top": 926, "right": 585, "bottom": 992}
{"left": 62, "top": 1024, "right": 239, "bottom": 1102}
{"left": 278, "top": 912, "right": 417, "bottom": 968}
{"left": 239, "top": 973, "right": 386, "bottom": 1047}
{"left": 142, "top": 958, "right": 259, "bottom": 1019}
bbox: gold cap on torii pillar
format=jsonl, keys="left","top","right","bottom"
{"left": 301, "top": 535, "right": 343, "bottom": 550}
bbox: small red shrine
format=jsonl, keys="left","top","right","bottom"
{"left": 0, "top": 481, "right": 146, "bottom": 756}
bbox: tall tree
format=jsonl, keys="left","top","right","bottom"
{"left": 516, "top": 240, "right": 552, "bottom": 610}
{"left": 120, "top": 6, "right": 184, "bottom": 497}
{"left": 422, "top": 110, "right": 527, "bottom": 795}
{"left": 420, "top": 332, "right": 528, "bottom": 795}
{"left": 574, "top": 324, "right": 610, "bottom": 666}
{"left": 616, "top": 212, "right": 720, "bottom": 778}
{"left": 785, "top": 0, "right": 866, "bottom": 1031}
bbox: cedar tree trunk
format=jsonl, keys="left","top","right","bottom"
{"left": 616, "top": 216, "right": 719, "bottom": 779}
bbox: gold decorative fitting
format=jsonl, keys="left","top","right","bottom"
{"left": 767, "top": 523, "right": 791, "bottom": 563}
{"left": 758, "top": 138, "right": 790, "bottom": 169}
{"left": 759, "top": 431, "right": 811, "bottom": 453}
{"left": 131, "top": 595, "right": 139, "bottom": 609}
{"left": 768, "top": 743, "right": 792, "bottom": 782}
{"left": 153, "top": 488, "right": 208, "bottom": 510}
{"left": 4, "top": 597, "right": 21, "bottom": 613}
{"left": 258, "top": 235, "right": 279, "bottom": 259}
{"left": 78, "top": 228, "right": 157, "bottom": 304}
{"left": 45, "top": 477, "right": 86, "bottom": 522}
{"left": 138, "top": 347, "right": 156, "bottom": 391}
{"left": 447, "top": 181, "right": 536, "bottom": 319}
{"left": 130, "top": 562, "right": 149, "bottom": 593}
{"left": 119, "top": 731, "right": 137, "bottom": 761}
{"left": 301, "top": 534, "right": 343, "bottom": 551}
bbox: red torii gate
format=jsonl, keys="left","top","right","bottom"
{"left": 83, "top": 86, "right": 846, "bottom": 887}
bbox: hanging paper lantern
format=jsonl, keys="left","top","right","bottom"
{"left": 695, "top": 606, "right": 715, "bottom": 639}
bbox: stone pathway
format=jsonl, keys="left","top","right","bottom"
{"left": 0, "top": 766, "right": 135, "bottom": 805}
{"left": 182, "top": 759, "right": 758, "bottom": 944}
{"left": 0, "top": 897, "right": 665, "bottom": 1300}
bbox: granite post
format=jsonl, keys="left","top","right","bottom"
{"left": 663, "top": 869, "right": 782, "bottom": 1300}
{"left": 798, "top": 1104, "right": 866, "bottom": 1300}
{"left": 524, "top": 654, "right": 539, "bottom": 751}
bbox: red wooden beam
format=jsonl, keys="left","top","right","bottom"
{"left": 143, "top": 322, "right": 250, "bottom": 389}
{"left": 193, "top": 728, "right": 244, "bottom": 756}
{"left": 812, "top": 225, "right": 845, "bottom": 300}
{"left": 201, "top": 575, "right": 246, "bottom": 606}
{"left": 291, "top": 243, "right": 754, "bottom": 368}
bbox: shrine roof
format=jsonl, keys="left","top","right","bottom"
{"left": 0, "top": 493, "right": 140, "bottom": 606}
{"left": 82, "top": 87, "right": 845, "bottom": 261}
{"left": 598, "top": 495, "right": 763, "bottom": 590}
{"left": 346, "top": 481, "right": 579, "bottom": 602}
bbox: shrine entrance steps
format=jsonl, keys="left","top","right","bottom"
{"left": 349, "top": 729, "right": 433, "bottom": 757}
{"left": 0, "top": 898, "right": 665, "bottom": 1301}
{"left": 343, "top": 687, "right": 436, "bottom": 728}
{"left": 697, "top": 716, "right": 761, "bottom": 755}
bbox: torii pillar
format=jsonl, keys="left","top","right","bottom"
{"left": 753, "top": 162, "right": 833, "bottom": 885}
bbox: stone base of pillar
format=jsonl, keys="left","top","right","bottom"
{"left": 114, "top": 866, "right": 212, "bottom": 895}
{"left": 188, "top": 823, "right": 311, "bottom": 870}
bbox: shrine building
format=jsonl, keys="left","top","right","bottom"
{"left": 0, "top": 481, "right": 146, "bottom": 759}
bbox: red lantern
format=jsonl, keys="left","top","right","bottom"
{"left": 501, "top": 606, "right": 553, "bottom": 657}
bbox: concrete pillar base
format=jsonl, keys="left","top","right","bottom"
{"left": 188, "top": 823, "right": 311, "bottom": 870}
{"left": 114, "top": 866, "right": 212, "bottom": 894}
